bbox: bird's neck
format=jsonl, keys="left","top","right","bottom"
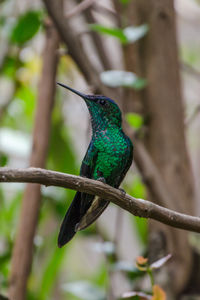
{"left": 91, "top": 116, "right": 121, "bottom": 135}
{"left": 91, "top": 116, "right": 106, "bottom": 132}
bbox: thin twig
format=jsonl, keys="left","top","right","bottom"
{"left": 92, "top": 3, "right": 117, "bottom": 18}
{"left": 65, "top": 0, "right": 97, "bottom": 19}
{"left": 1, "top": 167, "right": 200, "bottom": 234}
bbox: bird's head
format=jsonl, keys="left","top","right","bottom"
{"left": 57, "top": 83, "right": 122, "bottom": 129}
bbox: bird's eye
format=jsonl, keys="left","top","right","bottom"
{"left": 99, "top": 99, "right": 106, "bottom": 105}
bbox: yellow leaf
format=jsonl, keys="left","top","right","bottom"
{"left": 152, "top": 285, "right": 166, "bottom": 300}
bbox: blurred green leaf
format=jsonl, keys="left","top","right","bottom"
{"left": 10, "top": 11, "right": 41, "bottom": 45}
{"left": 2, "top": 56, "right": 20, "bottom": 78}
{"left": 90, "top": 24, "right": 148, "bottom": 45}
{"left": 10, "top": 85, "right": 36, "bottom": 131}
{"left": 63, "top": 281, "right": 106, "bottom": 300}
{"left": 92, "top": 263, "right": 109, "bottom": 288}
{"left": 134, "top": 217, "right": 147, "bottom": 245}
{"left": 132, "top": 78, "right": 147, "bottom": 90}
{"left": 126, "top": 176, "right": 147, "bottom": 245}
{"left": 124, "top": 25, "right": 149, "bottom": 43}
{"left": 119, "top": 0, "right": 131, "bottom": 4}
{"left": 127, "top": 176, "right": 146, "bottom": 199}
{"left": 37, "top": 245, "right": 66, "bottom": 300}
{"left": 181, "top": 47, "right": 200, "bottom": 68}
{"left": 89, "top": 24, "right": 127, "bottom": 44}
{"left": 15, "top": 85, "right": 35, "bottom": 114}
{"left": 0, "top": 16, "right": 6, "bottom": 26}
{"left": 0, "top": 153, "right": 8, "bottom": 166}
{"left": 100, "top": 70, "right": 147, "bottom": 90}
{"left": 126, "top": 113, "right": 143, "bottom": 130}
{"left": 0, "top": 191, "right": 21, "bottom": 237}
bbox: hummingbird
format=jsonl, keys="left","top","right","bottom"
{"left": 57, "top": 83, "right": 133, "bottom": 247}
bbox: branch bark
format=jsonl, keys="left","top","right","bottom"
{"left": 9, "top": 21, "right": 59, "bottom": 300}
{"left": 0, "top": 167, "right": 200, "bottom": 234}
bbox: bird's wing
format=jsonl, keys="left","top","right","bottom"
{"left": 114, "top": 136, "right": 133, "bottom": 188}
{"left": 76, "top": 141, "right": 110, "bottom": 231}
{"left": 80, "top": 140, "right": 98, "bottom": 177}
{"left": 77, "top": 137, "right": 133, "bottom": 231}
{"left": 79, "top": 140, "right": 101, "bottom": 215}
{"left": 58, "top": 141, "right": 100, "bottom": 247}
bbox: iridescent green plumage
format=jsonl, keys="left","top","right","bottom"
{"left": 57, "top": 83, "right": 133, "bottom": 247}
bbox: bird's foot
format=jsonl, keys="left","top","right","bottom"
{"left": 75, "top": 222, "right": 82, "bottom": 232}
{"left": 97, "top": 177, "right": 106, "bottom": 184}
{"left": 119, "top": 188, "right": 126, "bottom": 196}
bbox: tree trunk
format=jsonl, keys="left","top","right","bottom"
{"left": 124, "top": 0, "right": 194, "bottom": 296}
{"left": 9, "top": 21, "right": 59, "bottom": 300}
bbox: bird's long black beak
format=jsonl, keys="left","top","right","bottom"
{"left": 57, "top": 82, "right": 88, "bottom": 99}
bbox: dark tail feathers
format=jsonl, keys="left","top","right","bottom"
{"left": 58, "top": 191, "right": 82, "bottom": 247}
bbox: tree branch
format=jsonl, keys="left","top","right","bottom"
{"left": 1, "top": 167, "right": 200, "bottom": 234}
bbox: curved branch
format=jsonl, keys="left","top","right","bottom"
{"left": 0, "top": 167, "right": 199, "bottom": 234}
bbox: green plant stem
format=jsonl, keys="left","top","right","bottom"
{"left": 147, "top": 268, "right": 154, "bottom": 289}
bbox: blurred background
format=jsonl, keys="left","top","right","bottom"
{"left": 0, "top": 0, "right": 200, "bottom": 299}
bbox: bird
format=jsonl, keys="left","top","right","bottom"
{"left": 57, "top": 83, "right": 133, "bottom": 247}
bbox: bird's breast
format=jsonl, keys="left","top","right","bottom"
{"left": 95, "top": 129, "right": 130, "bottom": 155}
{"left": 93, "top": 128, "right": 132, "bottom": 180}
